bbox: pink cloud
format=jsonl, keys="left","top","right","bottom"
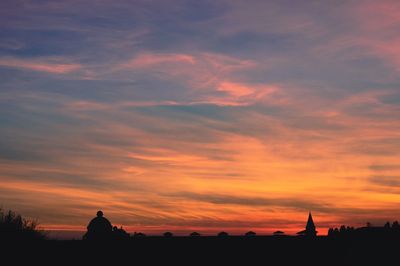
{"left": 111, "top": 52, "right": 261, "bottom": 106}
{"left": 0, "top": 57, "right": 81, "bottom": 74}
{"left": 354, "top": 0, "right": 400, "bottom": 32}
{"left": 208, "top": 81, "right": 280, "bottom": 106}
{"left": 121, "top": 52, "right": 195, "bottom": 69}
{"left": 217, "top": 81, "right": 254, "bottom": 97}
{"left": 216, "top": 81, "right": 278, "bottom": 99}
{"left": 218, "top": 1, "right": 319, "bottom": 36}
{"left": 64, "top": 100, "right": 110, "bottom": 111}
{"left": 365, "top": 38, "right": 400, "bottom": 72}
{"left": 340, "top": 90, "right": 391, "bottom": 106}
{"left": 116, "top": 52, "right": 255, "bottom": 79}
{"left": 199, "top": 52, "right": 256, "bottom": 72}
{"left": 62, "top": 99, "right": 185, "bottom": 112}
{"left": 312, "top": 1, "right": 400, "bottom": 71}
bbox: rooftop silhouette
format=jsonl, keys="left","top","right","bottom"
{"left": 3, "top": 207, "right": 400, "bottom": 265}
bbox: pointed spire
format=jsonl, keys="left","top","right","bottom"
{"left": 305, "top": 212, "right": 317, "bottom": 237}
{"left": 307, "top": 212, "right": 314, "bottom": 227}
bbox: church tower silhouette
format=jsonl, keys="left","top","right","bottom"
{"left": 297, "top": 212, "right": 317, "bottom": 237}
{"left": 305, "top": 212, "right": 317, "bottom": 237}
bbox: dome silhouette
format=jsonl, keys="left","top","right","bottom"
{"left": 83, "top": 210, "right": 113, "bottom": 240}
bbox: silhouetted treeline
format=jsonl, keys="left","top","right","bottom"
{"left": 0, "top": 208, "right": 45, "bottom": 241}
{"left": 3, "top": 208, "right": 400, "bottom": 264}
{"left": 328, "top": 221, "right": 400, "bottom": 238}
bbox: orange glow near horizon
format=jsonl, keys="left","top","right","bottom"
{"left": 1, "top": 122, "right": 400, "bottom": 236}
{"left": 1, "top": 0, "right": 400, "bottom": 238}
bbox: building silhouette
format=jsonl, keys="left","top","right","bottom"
{"left": 83, "top": 210, "right": 113, "bottom": 240}
{"left": 297, "top": 212, "right": 317, "bottom": 237}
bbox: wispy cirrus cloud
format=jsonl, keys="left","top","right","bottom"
{"left": 1, "top": 0, "right": 400, "bottom": 237}
{"left": 369, "top": 176, "right": 400, "bottom": 187}
{"left": 112, "top": 51, "right": 256, "bottom": 83}
{"left": 369, "top": 165, "right": 400, "bottom": 171}
{"left": 0, "top": 57, "right": 81, "bottom": 74}
{"left": 121, "top": 52, "right": 196, "bottom": 68}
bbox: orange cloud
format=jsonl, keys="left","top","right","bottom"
{"left": 1, "top": 106, "right": 399, "bottom": 236}
{"left": 2, "top": 0, "right": 400, "bottom": 239}
{"left": 2, "top": 82, "right": 399, "bottom": 236}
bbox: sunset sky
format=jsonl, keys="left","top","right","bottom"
{"left": 1, "top": 0, "right": 400, "bottom": 237}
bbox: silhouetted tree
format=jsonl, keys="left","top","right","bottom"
{"left": 133, "top": 232, "right": 146, "bottom": 238}
{"left": 340, "top": 225, "right": 346, "bottom": 234}
{"left": 245, "top": 231, "right": 256, "bottom": 237}
{"left": 392, "top": 221, "right": 400, "bottom": 229}
{"left": 273, "top": 230, "right": 285, "bottom": 236}
{"left": 190, "top": 232, "right": 201, "bottom": 237}
{"left": 384, "top": 222, "right": 391, "bottom": 229}
{"left": 163, "top": 231, "right": 173, "bottom": 237}
{"left": 328, "top": 225, "right": 358, "bottom": 238}
{"left": 0, "top": 208, "right": 45, "bottom": 240}
{"left": 217, "top": 231, "right": 229, "bottom": 237}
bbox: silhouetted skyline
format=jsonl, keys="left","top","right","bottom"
{"left": 1, "top": 0, "right": 400, "bottom": 236}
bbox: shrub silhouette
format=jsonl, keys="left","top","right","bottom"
{"left": 0, "top": 208, "right": 45, "bottom": 240}
{"left": 392, "top": 221, "right": 400, "bottom": 229}
{"left": 190, "top": 231, "right": 201, "bottom": 237}
{"left": 217, "top": 231, "right": 229, "bottom": 237}
{"left": 245, "top": 231, "right": 256, "bottom": 237}
{"left": 133, "top": 232, "right": 146, "bottom": 238}
{"left": 112, "top": 226, "right": 130, "bottom": 240}
{"left": 163, "top": 231, "right": 173, "bottom": 237}
{"left": 273, "top": 230, "right": 285, "bottom": 236}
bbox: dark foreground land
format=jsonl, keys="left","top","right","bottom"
{"left": 3, "top": 236, "right": 399, "bottom": 265}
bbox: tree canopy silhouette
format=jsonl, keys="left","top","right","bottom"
{"left": 0, "top": 208, "right": 45, "bottom": 240}
{"left": 163, "top": 231, "right": 173, "bottom": 237}
{"left": 190, "top": 231, "right": 201, "bottom": 237}
{"left": 217, "top": 231, "right": 229, "bottom": 237}
{"left": 245, "top": 231, "right": 256, "bottom": 237}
